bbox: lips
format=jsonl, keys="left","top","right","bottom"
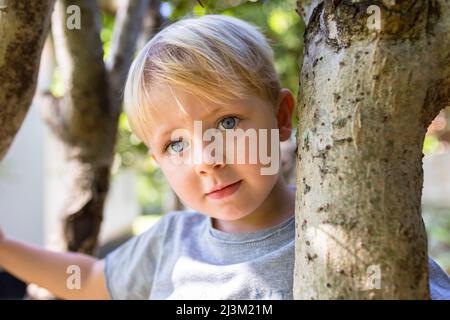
{"left": 207, "top": 181, "right": 239, "bottom": 194}
{"left": 206, "top": 180, "right": 242, "bottom": 200}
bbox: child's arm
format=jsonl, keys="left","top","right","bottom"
{"left": 0, "top": 226, "right": 110, "bottom": 300}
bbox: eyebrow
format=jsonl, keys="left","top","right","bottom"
{"left": 155, "top": 126, "right": 178, "bottom": 143}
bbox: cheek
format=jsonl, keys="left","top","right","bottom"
{"left": 234, "top": 163, "right": 276, "bottom": 186}
{"left": 159, "top": 162, "right": 185, "bottom": 186}
{"left": 159, "top": 163, "right": 198, "bottom": 198}
{"left": 249, "top": 172, "right": 279, "bottom": 202}
{"left": 233, "top": 149, "right": 279, "bottom": 186}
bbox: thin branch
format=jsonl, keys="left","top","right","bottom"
{"left": 107, "top": 0, "right": 149, "bottom": 109}
{"left": 138, "top": 0, "right": 165, "bottom": 50}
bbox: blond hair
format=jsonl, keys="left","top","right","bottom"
{"left": 124, "top": 14, "right": 281, "bottom": 144}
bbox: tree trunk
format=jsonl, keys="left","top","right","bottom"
{"left": 39, "top": 0, "right": 149, "bottom": 254}
{"left": 0, "top": 0, "right": 55, "bottom": 160}
{"left": 294, "top": 0, "right": 450, "bottom": 299}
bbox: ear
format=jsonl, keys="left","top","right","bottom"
{"left": 276, "top": 88, "right": 295, "bottom": 142}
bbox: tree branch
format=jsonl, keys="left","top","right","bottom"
{"left": 0, "top": 0, "right": 55, "bottom": 160}
{"left": 106, "top": 0, "right": 149, "bottom": 113}
{"left": 52, "top": 0, "right": 113, "bottom": 154}
{"left": 137, "top": 0, "right": 165, "bottom": 50}
{"left": 49, "top": 0, "right": 120, "bottom": 255}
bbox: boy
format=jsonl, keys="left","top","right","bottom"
{"left": 0, "top": 15, "right": 449, "bottom": 300}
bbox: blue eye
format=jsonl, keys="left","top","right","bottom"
{"left": 166, "top": 139, "right": 189, "bottom": 155}
{"left": 218, "top": 116, "right": 240, "bottom": 130}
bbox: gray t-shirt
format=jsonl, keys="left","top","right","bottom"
{"left": 104, "top": 210, "right": 450, "bottom": 300}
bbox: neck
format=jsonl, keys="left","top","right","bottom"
{"left": 212, "top": 175, "right": 295, "bottom": 233}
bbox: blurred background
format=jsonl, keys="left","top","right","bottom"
{"left": 0, "top": 0, "right": 449, "bottom": 298}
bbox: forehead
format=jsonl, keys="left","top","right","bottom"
{"left": 150, "top": 84, "right": 218, "bottom": 121}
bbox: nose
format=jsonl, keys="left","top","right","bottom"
{"left": 193, "top": 138, "right": 226, "bottom": 176}
{"left": 196, "top": 161, "right": 226, "bottom": 176}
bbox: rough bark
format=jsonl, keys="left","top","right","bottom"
{"left": 0, "top": 0, "right": 55, "bottom": 160}
{"left": 39, "top": 0, "right": 148, "bottom": 254}
{"left": 294, "top": 0, "right": 450, "bottom": 299}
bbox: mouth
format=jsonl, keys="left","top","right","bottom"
{"left": 206, "top": 180, "right": 242, "bottom": 200}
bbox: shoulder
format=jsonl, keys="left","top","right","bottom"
{"left": 428, "top": 256, "right": 450, "bottom": 300}
{"left": 107, "top": 210, "right": 205, "bottom": 256}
